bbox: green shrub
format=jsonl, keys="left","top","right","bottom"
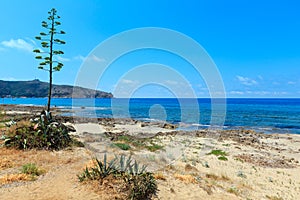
{"left": 124, "top": 172, "right": 157, "bottom": 200}
{"left": 21, "top": 163, "right": 44, "bottom": 176}
{"left": 114, "top": 143, "right": 131, "bottom": 150}
{"left": 207, "top": 150, "right": 228, "bottom": 161}
{"left": 4, "top": 111, "right": 76, "bottom": 150}
{"left": 218, "top": 156, "right": 228, "bottom": 161}
{"left": 146, "top": 144, "right": 164, "bottom": 152}
{"left": 207, "top": 149, "right": 227, "bottom": 156}
{"left": 109, "top": 134, "right": 164, "bottom": 152}
{"left": 117, "top": 135, "right": 131, "bottom": 142}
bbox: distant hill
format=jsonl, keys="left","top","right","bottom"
{"left": 0, "top": 79, "right": 113, "bottom": 98}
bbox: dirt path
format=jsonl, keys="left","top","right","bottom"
{"left": 0, "top": 148, "right": 100, "bottom": 200}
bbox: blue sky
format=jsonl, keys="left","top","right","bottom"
{"left": 0, "top": 0, "right": 299, "bottom": 98}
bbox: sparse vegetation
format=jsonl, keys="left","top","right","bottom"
{"left": 266, "top": 195, "right": 284, "bottom": 200}
{"left": 237, "top": 171, "right": 247, "bottom": 178}
{"left": 174, "top": 174, "right": 197, "bottom": 184}
{"left": 218, "top": 156, "right": 228, "bottom": 161}
{"left": 21, "top": 163, "right": 45, "bottom": 177}
{"left": 113, "top": 143, "right": 131, "bottom": 150}
{"left": 146, "top": 143, "right": 164, "bottom": 152}
{"left": 205, "top": 173, "right": 231, "bottom": 182}
{"left": 227, "top": 187, "right": 239, "bottom": 196}
{"left": 124, "top": 171, "right": 157, "bottom": 200}
{"left": 207, "top": 149, "right": 228, "bottom": 161}
{"left": 0, "top": 163, "right": 45, "bottom": 186}
{"left": 78, "top": 154, "right": 157, "bottom": 200}
{"left": 0, "top": 174, "right": 32, "bottom": 186}
{"left": 154, "top": 172, "right": 166, "bottom": 181}
{"left": 222, "top": 143, "right": 231, "bottom": 146}
{"left": 0, "top": 158, "right": 13, "bottom": 170}
{"left": 109, "top": 134, "right": 164, "bottom": 152}
{"left": 207, "top": 149, "right": 227, "bottom": 156}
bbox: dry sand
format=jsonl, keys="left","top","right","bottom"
{"left": 1, "top": 107, "right": 300, "bottom": 200}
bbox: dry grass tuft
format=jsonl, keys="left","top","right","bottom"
{"left": 82, "top": 159, "right": 97, "bottom": 170}
{"left": 84, "top": 177, "right": 127, "bottom": 200}
{"left": 154, "top": 172, "right": 167, "bottom": 181}
{"left": 174, "top": 173, "right": 197, "bottom": 184}
{"left": 0, "top": 147, "right": 79, "bottom": 171}
{"left": 266, "top": 195, "right": 284, "bottom": 200}
{"left": 0, "top": 158, "right": 14, "bottom": 170}
{"left": 205, "top": 173, "right": 231, "bottom": 182}
{"left": 227, "top": 187, "right": 240, "bottom": 196}
{"left": 0, "top": 174, "right": 32, "bottom": 186}
{"left": 199, "top": 184, "right": 214, "bottom": 195}
{"left": 205, "top": 173, "right": 219, "bottom": 180}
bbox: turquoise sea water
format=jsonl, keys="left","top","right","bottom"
{"left": 1, "top": 98, "right": 300, "bottom": 134}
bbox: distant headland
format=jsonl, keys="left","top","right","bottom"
{"left": 0, "top": 79, "right": 113, "bottom": 98}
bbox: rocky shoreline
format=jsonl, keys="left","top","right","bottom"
{"left": 1, "top": 104, "right": 300, "bottom": 199}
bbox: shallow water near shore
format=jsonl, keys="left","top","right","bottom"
{"left": 1, "top": 98, "right": 300, "bottom": 134}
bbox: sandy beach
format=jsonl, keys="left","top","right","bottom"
{"left": 1, "top": 105, "right": 300, "bottom": 200}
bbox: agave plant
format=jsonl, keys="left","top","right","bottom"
{"left": 78, "top": 154, "right": 118, "bottom": 182}
{"left": 78, "top": 154, "right": 157, "bottom": 199}
{"left": 4, "top": 110, "right": 72, "bottom": 150}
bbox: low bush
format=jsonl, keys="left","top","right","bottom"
{"left": 109, "top": 134, "right": 164, "bottom": 152}
{"left": 124, "top": 172, "right": 157, "bottom": 200}
{"left": 21, "top": 163, "right": 45, "bottom": 176}
{"left": 146, "top": 143, "right": 164, "bottom": 152}
{"left": 113, "top": 143, "right": 131, "bottom": 151}
{"left": 78, "top": 154, "right": 157, "bottom": 200}
{"left": 3, "top": 111, "right": 79, "bottom": 150}
{"left": 207, "top": 149, "right": 227, "bottom": 156}
{"left": 218, "top": 156, "right": 228, "bottom": 161}
{"left": 207, "top": 149, "right": 228, "bottom": 161}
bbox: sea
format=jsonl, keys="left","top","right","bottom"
{"left": 1, "top": 98, "right": 300, "bottom": 134}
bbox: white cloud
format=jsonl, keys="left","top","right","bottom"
{"left": 74, "top": 55, "right": 85, "bottom": 61}
{"left": 273, "top": 91, "right": 288, "bottom": 95}
{"left": 26, "top": 37, "right": 37, "bottom": 46}
{"left": 120, "top": 79, "right": 139, "bottom": 84}
{"left": 90, "top": 55, "right": 105, "bottom": 62}
{"left": 0, "top": 77, "right": 18, "bottom": 81}
{"left": 165, "top": 80, "right": 178, "bottom": 85}
{"left": 253, "top": 91, "right": 270, "bottom": 95}
{"left": 1, "top": 38, "right": 34, "bottom": 52}
{"left": 236, "top": 75, "right": 258, "bottom": 86}
{"left": 287, "top": 81, "right": 296, "bottom": 85}
{"left": 229, "top": 91, "right": 244, "bottom": 95}
{"left": 74, "top": 54, "right": 105, "bottom": 62}
{"left": 55, "top": 55, "right": 70, "bottom": 62}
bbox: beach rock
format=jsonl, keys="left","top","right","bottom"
{"left": 162, "top": 123, "right": 178, "bottom": 129}
{"left": 140, "top": 122, "right": 150, "bottom": 127}
{"left": 234, "top": 154, "right": 295, "bottom": 168}
{"left": 184, "top": 164, "right": 198, "bottom": 172}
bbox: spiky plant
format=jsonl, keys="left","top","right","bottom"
{"left": 33, "top": 8, "right": 66, "bottom": 112}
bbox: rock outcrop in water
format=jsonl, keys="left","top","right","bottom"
{"left": 0, "top": 79, "right": 113, "bottom": 98}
